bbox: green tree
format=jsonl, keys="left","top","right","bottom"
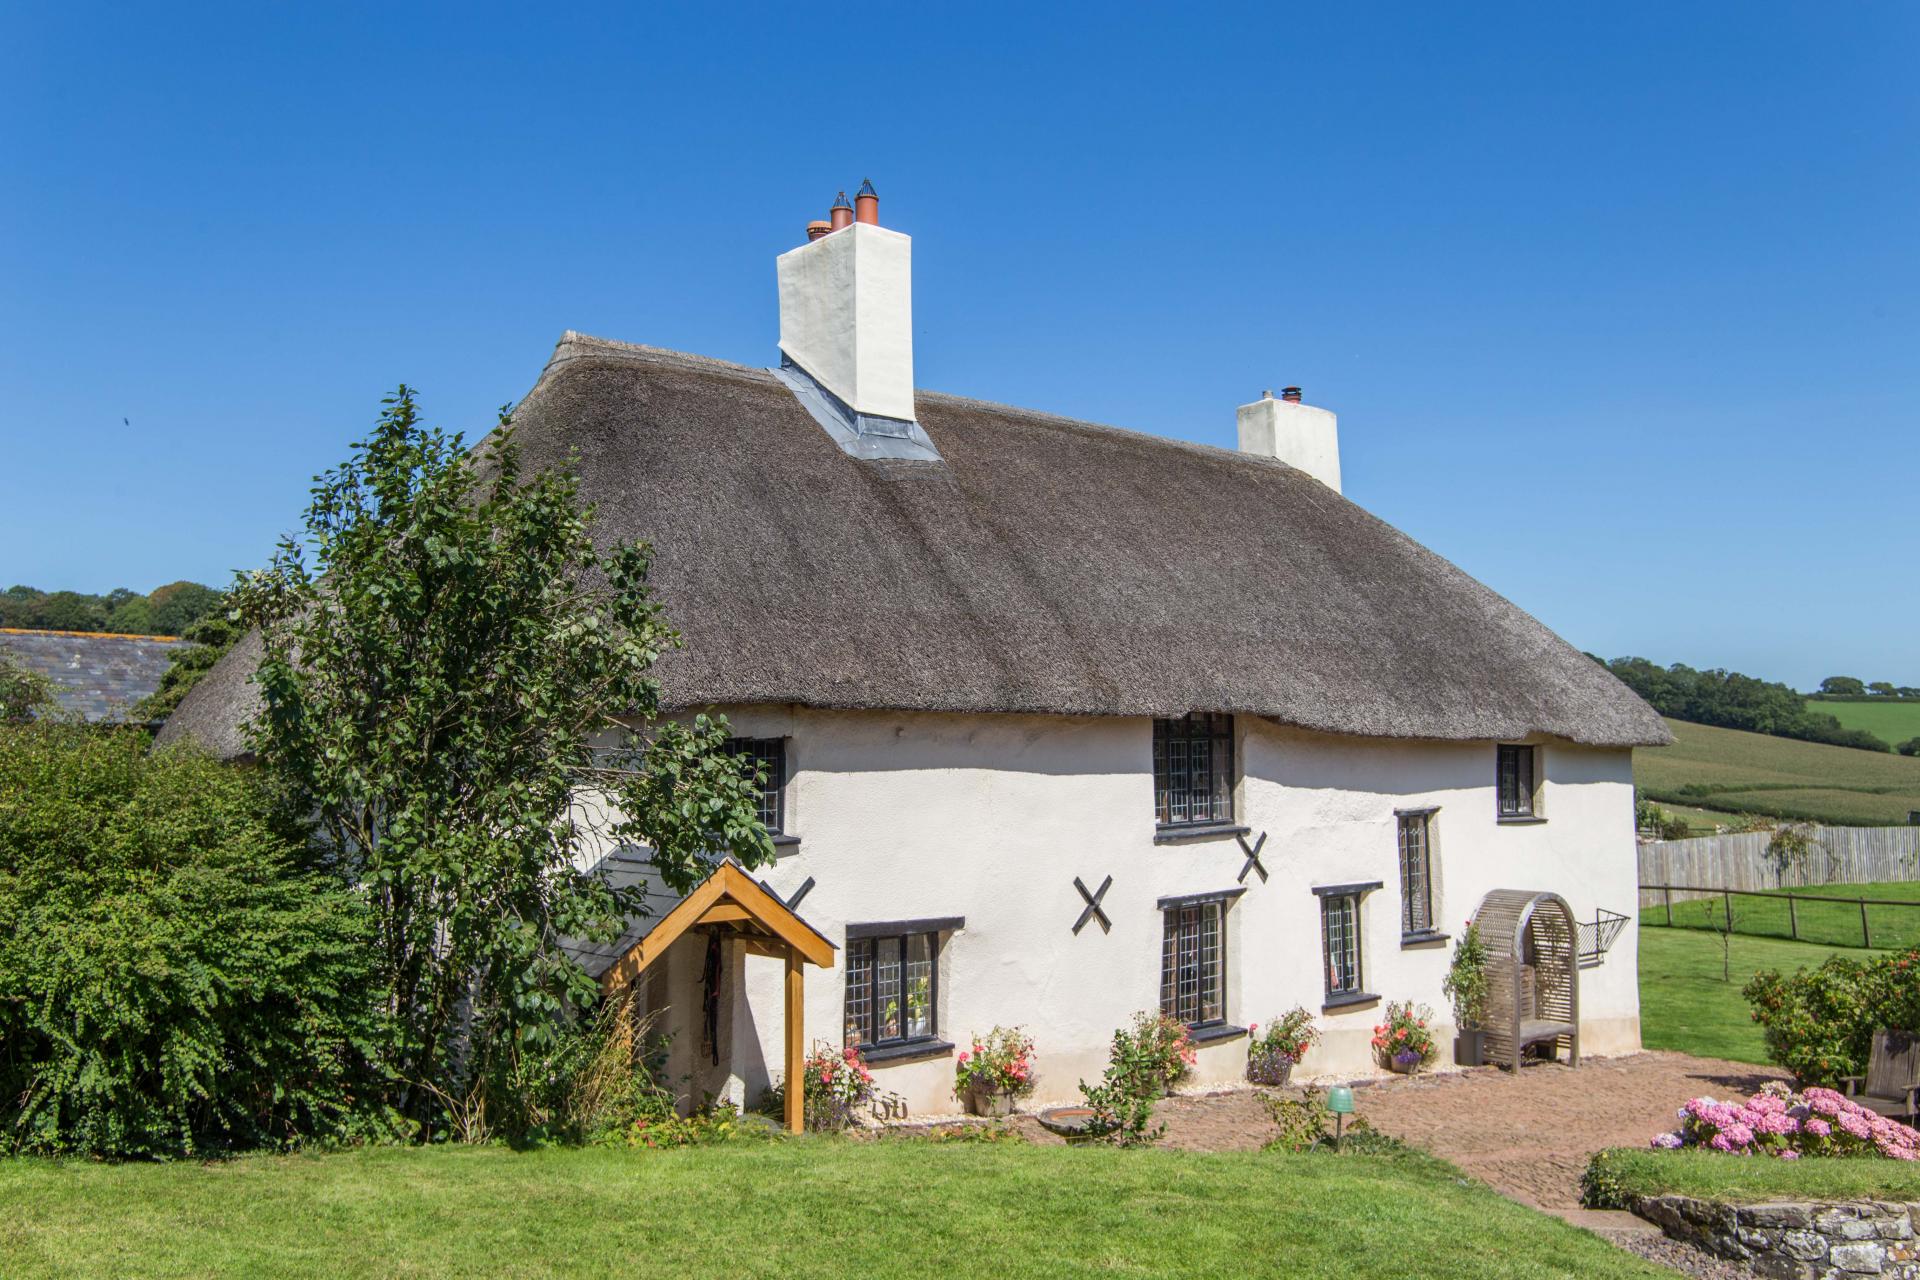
{"left": 1820, "top": 675, "right": 1867, "bottom": 696}
{"left": 235, "top": 386, "right": 773, "bottom": 1136}
{"left": 145, "top": 581, "right": 221, "bottom": 635}
{"left": 1899, "top": 738, "right": 1920, "bottom": 758}
{"left": 1869, "top": 681, "right": 1897, "bottom": 697}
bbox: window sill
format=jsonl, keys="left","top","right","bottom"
{"left": 1185, "top": 1021, "right": 1248, "bottom": 1046}
{"left": 1496, "top": 816, "right": 1548, "bottom": 826}
{"left": 858, "top": 1039, "right": 954, "bottom": 1066}
{"left": 1153, "top": 822, "right": 1250, "bottom": 845}
{"left": 769, "top": 833, "right": 801, "bottom": 850}
{"left": 1321, "top": 991, "right": 1381, "bottom": 1013}
{"left": 1401, "top": 930, "right": 1450, "bottom": 949}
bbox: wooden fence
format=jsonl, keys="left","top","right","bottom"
{"left": 1638, "top": 825, "right": 1920, "bottom": 910}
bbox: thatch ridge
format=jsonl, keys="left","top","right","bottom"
{"left": 158, "top": 333, "right": 1669, "bottom": 754}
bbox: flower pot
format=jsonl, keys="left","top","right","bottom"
{"left": 965, "top": 1085, "right": 1015, "bottom": 1118}
{"left": 1388, "top": 1053, "right": 1423, "bottom": 1075}
{"left": 1453, "top": 1029, "right": 1485, "bottom": 1067}
{"left": 1247, "top": 1056, "right": 1294, "bottom": 1088}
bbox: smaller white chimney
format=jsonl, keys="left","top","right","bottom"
{"left": 1237, "top": 387, "right": 1341, "bottom": 493}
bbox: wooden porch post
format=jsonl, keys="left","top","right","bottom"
{"left": 784, "top": 949, "right": 805, "bottom": 1135}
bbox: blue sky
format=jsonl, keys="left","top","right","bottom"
{"left": 4, "top": 2, "right": 1914, "bottom": 690}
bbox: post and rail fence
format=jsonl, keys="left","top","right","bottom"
{"left": 1641, "top": 883, "right": 1920, "bottom": 951}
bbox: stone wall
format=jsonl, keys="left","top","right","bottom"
{"left": 1633, "top": 1194, "right": 1920, "bottom": 1278}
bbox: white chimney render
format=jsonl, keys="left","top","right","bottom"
{"left": 1237, "top": 388, "right": 1342, "bottom": 493}
{"left": 772, "top": 181, "right": 940, "bottom": 461}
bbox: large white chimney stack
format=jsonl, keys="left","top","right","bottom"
{"left": 1237, "top": 386, "right": 1341, "bottom": 493}
{"left": 776, "top": 180, "right": 916, "bottom": 425}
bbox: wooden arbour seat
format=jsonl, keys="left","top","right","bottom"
{"left": 1842, "top": 1030, "right": 1920, "bottom": 1120}
{"left": 1474, "top": 890, "right": 1581, "bottom": 1071}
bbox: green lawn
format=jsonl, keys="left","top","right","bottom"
{"left": 1636, "top": 925, "right": 1875, "bottom": 1063}
{"left": 0, "top": 1142, "right": 1668, "bottom": 1279}
{"left": 1807, "top": 699, "right": 1920, "bottom": 752}
{"left": 1635, "top": 718, "right": 1920, "bottom": 826}
{"left": 1591, "top": 1146, "right": 1920, "bottom": 1205}
{"left": 1646, "top": 879, "right": 1920, "bottom": 951}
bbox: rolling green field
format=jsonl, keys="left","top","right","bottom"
{"left": 1636, "top": 925, "right": 1870, "bottom": 1063}
{"left": 0, "top": 1143, "right": 1668, "bottom": 1280}
{"left": 1807, "top": 698, "right": 1920, "bottom": 750}
{"left": 1635, "top": 718, "right": 1920, "bottom": 826}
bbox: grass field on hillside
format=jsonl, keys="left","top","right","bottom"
{"left": 1634, "top": 718, "right": 1920, "bottom": 826}
{"left": 1646, "top": 880, "right": 1920, "bottom": 950}
{"left": 1807, "top": 698, "right": 1920, "bottom": 751}
{"left": 0, "top": 1143, "right": 1668, "bottom": 1280}
{"left": 1636, "top": 926, "right": 1869, "bottom": 1063}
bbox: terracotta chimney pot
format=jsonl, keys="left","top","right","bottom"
{"left": 854, "top": 178, "right": 879, "bottom": 226}
{"left": 829, "top": 191, "right": 854, "bottom": 232}
{"left": 806, "top": 220, "right": 832, "bottom": 242}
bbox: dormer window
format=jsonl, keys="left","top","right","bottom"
{"left": 1153, "top": 714, "right": 1235, "bottom": 830}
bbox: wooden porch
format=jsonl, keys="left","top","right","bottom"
{"left": 597, "top": 860, "right": 835, "bottom": 1133}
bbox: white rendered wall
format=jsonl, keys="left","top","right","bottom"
{"left": 775, "top": 223, "right": 915, "bottom": 422}
{"left": 1237, "top": 396, "right": 1342, "bottom": 492}
{"left": 671, "top": 707, "right": 1643, "bottom": 1119}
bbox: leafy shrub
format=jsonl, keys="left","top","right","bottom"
{"left": 1900, "top": 738, "right": 1920, "bottom": 758}
{"left": 1581, "top": 1148, "right": 1635, "bottom": 1209}
{"left": 1440, "top": 923, "right": 1490, "bottom": 1031}
{"left": 1650, "top": 1081, "right": 1920, "bottom": 1160}
{"left": 1262, "top": 1086, "right": 1380, "bottom": 1154}
{"left": 0, "top": 723, "right": 386, "bottom": 1157}
{"left": 1371, "top": 1001, "right": 1438, "bottom": 1072}
{"left": 954, "top": 1026, "right": 1036, "bottom": 1099}
{"left": 1077, "top": 1071, "right": 1162, "bottom": 1147}
{"left": 1075, "top": 1012, "right": 1190, "bottom": 1147}
{"left": 1742, "top": 949, "right": 1920, "bottom": 1085}
{"left": 1247, "top": 1007, "right": 1318, "bottom": 1085}
{"left": 1109, "top": 1011, "right": 1195, "bottom": 1094}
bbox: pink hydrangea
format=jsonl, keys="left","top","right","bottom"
{"left": 1840, "top": 1111, "right": 1874, "bottom": 1140}
{"left": 1805, "top": 1117, "right": 1832, "bottom": 1138}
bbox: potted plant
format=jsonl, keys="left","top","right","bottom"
{"left": 1371, "top": 1001, "right": 1438, "bottom": 1075}
{"left": 1109, "top": 1011, "right": 1196, "bottom": 1097}
{"left": 799, "top": 1041, "right": 874, "bottom": 1131}
{"left": 954, "top": 1026, "right": 1036, "bottom": 1117}
{"left": 1246, "top": 1007, "right": 1319, "bottom": 1086}
{"left": 1441, "top": 920, "right": 1490, "bottom": 1067}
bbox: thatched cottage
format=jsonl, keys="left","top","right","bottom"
{"left": 161, "top": 184, "right": 1667, "bottom": 1122}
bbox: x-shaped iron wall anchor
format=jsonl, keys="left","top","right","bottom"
{"left": 758, "top": 875, "right": 816, "bottom": 911}
{"left": 1073, "top": 875, "right": 1112, "bottom": 934}
{"left": 1236, "top": 831, "right": 1269, "bottom": 884}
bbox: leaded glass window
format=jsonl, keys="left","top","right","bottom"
{"left": 1497, "top": 744, "right": 1536, "bottom": 819}
{"left": 844, "top": 930, "right": 939, "bottom": 1048}
{"left": 1153, "top": 714, "right": 1235, "bottom": 827}
{"left": 1160, "top": 900, "right": 1225, "bottom": 1026}
{"left": 1322, "top": 893, "right": 1362, "bottom": 997}
{"left": 723, "top": 736, "right": 786, "bottom": 833}
{"left": 1397, "top": 812, "right": 1434, "bottom": 936}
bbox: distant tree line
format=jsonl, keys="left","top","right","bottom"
{"left": 1812, "top": 676, "right": 1920, "bottom": 700}
{"left": 1602, "top": 657, "right": 1892, "bottom": 753}
{"left": 1, "top": 582, "right": 223, "bottom": 636}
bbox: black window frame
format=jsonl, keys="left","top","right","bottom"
{"left": 1321, "top": 892, "right": 1363, "bottom": 999}
{"left": 843, "top": 929, "right": 940, "bottom": 1051}
{"left": 1396, "top": 810, "right": 1435, "bottom": 938}
{"left": 1497, "top": 743, "right": 1537, "bottom": 820}
{"left": 723, "top": 736, "right": 787, "bottom": 835}
{"left": 1152, "top": 713, "right": 1236, "bottom": 829}
{"left": 1159, "top": 899, "right": 1227, "bottom": 1028}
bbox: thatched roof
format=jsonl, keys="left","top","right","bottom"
{"left": 1, "top": 628, "right": 184, "bottom": 723}
{"left": 158, "top": 333, "right": 1668, "bottom": 755}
